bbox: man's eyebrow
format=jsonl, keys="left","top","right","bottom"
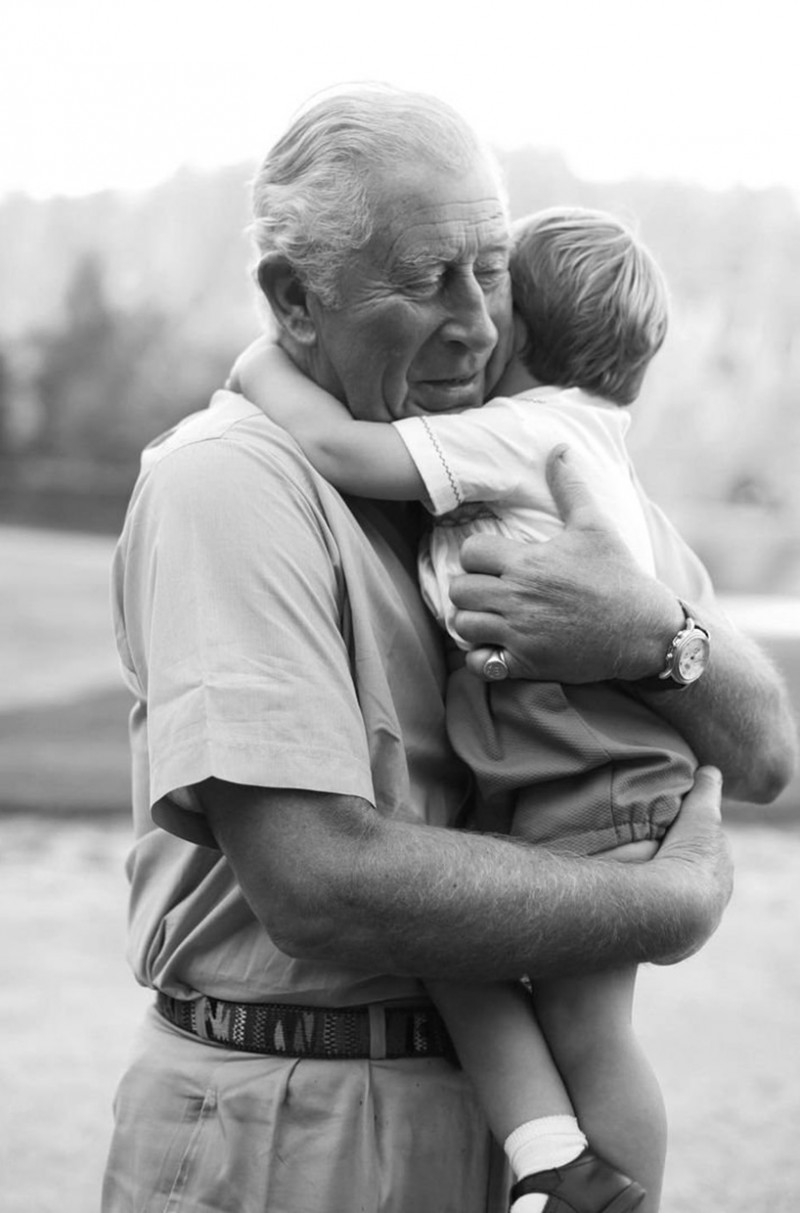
{"left": 392, "top": 236, "right": 510, "bottom": 272}
{"left": 392, "top": 248, "right": 441, "bottom": 271}
{"left": 475, "top": 240, "right": 511, "bottom": 260}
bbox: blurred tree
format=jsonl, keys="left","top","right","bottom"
{"left": 34, "top": 253, "right": 119, "bottom": 458}
{"left": 31, "top": 252, "right": 238, "bottom": 468}
{"left": 0, "top": 346, "right": 11, "bottom": 455}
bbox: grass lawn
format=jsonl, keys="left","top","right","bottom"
{"left": 0, "top": 687, "right": 132, "bottom": 813}
{"left": 0, "top": 525, "right": 134, "bottom": 813}
{"left": 0, "top": 526, "right": 122, "bottom": 711}
{"left": 1, "top": 524, "right": 799, "bottom": 1212}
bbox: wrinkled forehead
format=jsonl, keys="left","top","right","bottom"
{"left": 366, "top": 159, "right": 511, "bottom": 268}
{"left": 390, "top": 199, "right": 510, "bottom": 265}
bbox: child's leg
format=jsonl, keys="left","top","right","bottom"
{"left": 428, "top": 978, "right": 647, "bottom": 1213}
{"left": 532, "top": 964, "right": 666, "bottom": 1213}
{"left": 427, "top": 978, "right": 574, "bottom": 1143}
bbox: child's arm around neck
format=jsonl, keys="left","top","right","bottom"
{"left": 231, "top": 338, "right": 424, "bottom": 501}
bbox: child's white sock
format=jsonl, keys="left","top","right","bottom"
{"left": 505, "top": 1115, "right": 588, "bottom": 1213}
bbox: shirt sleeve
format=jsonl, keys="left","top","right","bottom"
{"left": 393, "top": 402, "right": 531, "bottom": 515}
{"left": 631, "top": 470, "right": 717, "bottom": 610}
{"left": 116, "top": 430, "right": 376, "bottom": 844}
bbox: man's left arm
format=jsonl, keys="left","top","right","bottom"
{"left": 635, "top": 603, "right": 794, "bottom": 802}
{"left": 450, "top": 446, "right": 798, "bottom": 805}
{"left": 629, "top": 480, "right": 795, "bottom": 803}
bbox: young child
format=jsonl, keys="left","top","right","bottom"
{"left": 233, "top": 208, "right": 706, "bottom": 1213}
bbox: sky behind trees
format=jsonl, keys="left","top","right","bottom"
{"left": 4, "top": 0, "right": 800, "bottom": 199}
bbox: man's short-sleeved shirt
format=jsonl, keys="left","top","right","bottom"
{"left": 112, "top": 390, "right": 469, "bottom": 1006}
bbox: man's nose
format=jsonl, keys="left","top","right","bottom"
{"left": 440, "top": 274, "right": 498, "bottom": 356}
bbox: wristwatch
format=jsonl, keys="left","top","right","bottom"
{"left": 637, "top": 600, "right": 711, "bottom": 690}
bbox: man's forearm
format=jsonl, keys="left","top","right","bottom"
{"left": 199, "top": 773, "right": 731, "bottom": 983}
{"left": 325, "top": 816, "right": 722, "bottom": 980}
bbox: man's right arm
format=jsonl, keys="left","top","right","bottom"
{"left": 197, "top": 767, "right": 731, "bottom": 983}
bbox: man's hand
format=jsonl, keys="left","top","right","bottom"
{"left": 647, "top": 765, "right": 733, "bottom": 964}
{"left": 451, "top": 445, "right": 682, "bottom": 683}
{"left": 451, "top": 444, "right": 797, "bottom": 801}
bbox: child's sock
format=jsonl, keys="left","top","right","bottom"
{"left": 505, "top": 1115, "right": 588, "bottom": 1213}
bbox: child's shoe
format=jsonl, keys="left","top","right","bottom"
{"left": 509, "top": 1148, "right": 646, "bottom": 1212}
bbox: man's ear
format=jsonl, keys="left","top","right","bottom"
{"left": 257, "top": 253, "right": 318, "bottom": 347}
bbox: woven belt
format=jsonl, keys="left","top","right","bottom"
{"left": 156, "top": 991, "right": 455, "bottom": 1061}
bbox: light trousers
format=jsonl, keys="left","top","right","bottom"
{"left": 102, "top": 1005, "right": 509, "bottom": 1213}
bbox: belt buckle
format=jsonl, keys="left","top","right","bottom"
{"left": 367, "top": 1003, "right": 387, "bottom": 1060}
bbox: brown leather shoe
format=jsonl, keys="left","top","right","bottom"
{"left": 509, "top": 1149, "right": 646, "bottom": 1212}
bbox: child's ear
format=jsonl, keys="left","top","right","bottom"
{"left": 257, "top": 253, "right": 317, "bottom": 347}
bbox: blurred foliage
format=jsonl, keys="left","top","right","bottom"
{"left": 0, "top": 152, "right": 798, "bottom": 590}
{"left": 30, "top": 253, "right": 236, "bottom": 465}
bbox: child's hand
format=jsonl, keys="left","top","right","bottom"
{"left": 227, "top": 337, "right": 291, "bottom": 401}
{"left": 228, "top": 337, "right": 351, "bottom": 435}
{"left": 226, "top": 336, "right": 270, "bottom": 392}
{"left": 224, "top": 335, "right": 422, "bottom": 501}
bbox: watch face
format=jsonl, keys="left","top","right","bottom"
{"left": 676, "top": 635, "right": 710, "bottom": 683}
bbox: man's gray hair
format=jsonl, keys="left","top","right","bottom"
{"left": 251, "top": 83, "right": 505, "bottom": 307}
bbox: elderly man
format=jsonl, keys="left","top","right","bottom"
{"left": 103, "top": 86, "right": 795, "bottom": 1213}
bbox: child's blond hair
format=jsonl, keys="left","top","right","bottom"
{"left": 511, "top": 207, "right": 668, "bottom": 406}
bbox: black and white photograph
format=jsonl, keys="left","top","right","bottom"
{"left": 1, "top": 3, "right": 799, "bottom": 1211}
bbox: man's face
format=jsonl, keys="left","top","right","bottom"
{"left": 305, "top": 159, "right": 513, "bottom": 421}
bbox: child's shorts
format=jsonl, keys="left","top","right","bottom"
{"left": 446, "top": 668, "right": 697, "bottom": 856}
